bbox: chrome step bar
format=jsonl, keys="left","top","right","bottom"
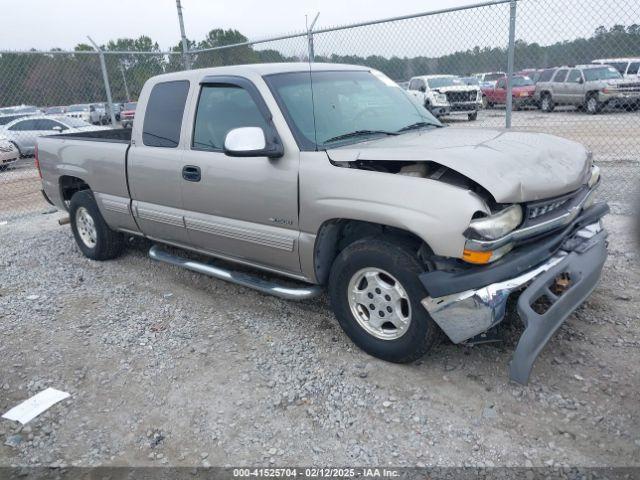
{"left": 148, "top": 245, "right": 323, "bottom": 301}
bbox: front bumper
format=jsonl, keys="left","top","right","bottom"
{"left": 421, "top": 209, "right": 608, "bottom": 384}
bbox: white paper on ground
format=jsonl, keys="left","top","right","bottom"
{"left": 2, "top": 387, "right": 70, "bottom": 424}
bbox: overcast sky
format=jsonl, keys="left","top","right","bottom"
{"left": 0, "top": 0, "right": 630, "bottom": 55}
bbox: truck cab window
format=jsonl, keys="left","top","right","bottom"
{"left": 142, "top": 80, "right": 190, "bottom": 148}
{"left": 192, "top": 84, "right": 269, "bottom": 152}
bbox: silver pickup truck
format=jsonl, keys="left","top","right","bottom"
{"left": 37, "top": 63, "right": 608, "bottom": 384}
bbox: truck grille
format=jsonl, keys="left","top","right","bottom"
{"left": 445, "top": 91, "right": 477, "bottom": 103}
{"left": 616, "top": 82, "right": 640, "bottom": 92}
{"left": 524, "top": 189, "right": 579, "bottom": 223}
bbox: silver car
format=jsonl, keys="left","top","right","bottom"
{"left": 1, "top": 115, "right": 108, "bottom": 156}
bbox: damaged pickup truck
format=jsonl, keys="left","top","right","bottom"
{"left": 37, "top": 63, "right": 608, "bottom": 383}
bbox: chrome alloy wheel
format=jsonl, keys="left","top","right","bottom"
{"left": 347, "top": 268, "right": 412, "bottom": 340}
{"left": 76, "top": 206, "right": 97, "bottom": 248}
{"left": 587, "top": 96, "right": 598, "bottom": 113}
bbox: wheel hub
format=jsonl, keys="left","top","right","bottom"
{"left": 76, "top": 206, "right": 97, "bottom": 248}
{"left": 347, "top": 268, "right": 411, "bottom": 340}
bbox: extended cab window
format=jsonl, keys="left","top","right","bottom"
{"left": 192, "top": 84, "right": 268, "bottom": 151}
{"left": 142, "top": 80, "right": 190, "bottom": 148}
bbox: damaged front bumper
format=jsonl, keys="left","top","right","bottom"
{"left": 420, "top": 204, "right": 609, "bottom": 384}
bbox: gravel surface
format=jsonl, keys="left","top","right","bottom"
{"left": 0, "top": 210, "right": 639, "bottom": 468}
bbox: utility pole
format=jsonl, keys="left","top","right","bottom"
{"left": 119, "top": 62, "right": 131, "bottom": 101}
{"left": 505, "top": 0, "right": 517, "bottom": 128}
{"left": 176, "top": 0, "right": 191, "bottom": 70}
{"left": 87, "top": 36, "right": 117, "bottom": 126}
{"left": 307, "top": 12, "right": 320, "bottom": 63}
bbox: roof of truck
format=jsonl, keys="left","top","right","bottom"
{"left": 151, "top": 62, "right": 370, "bottom": 82}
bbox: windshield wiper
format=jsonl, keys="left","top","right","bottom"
{"left": 397, "top": 121, "right": 440, "bottom": 132}
{"left": 323, "top": 129, "right": 399, "bottom": 144}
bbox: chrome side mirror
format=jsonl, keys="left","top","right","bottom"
{"left": 223, "top": 127, "right": 283, "bottom": 158}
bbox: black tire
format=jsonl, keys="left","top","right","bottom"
{"left": 540, "top": 93, "right": 554, "bottom": 112}
{"left": 585, "top": 94, "right": 602, "bottom": 115}
{"left": 468, "top": 111, "right": 478, "bottom": 121}
{"left": 328, "top": 237, "right": 440, "bottom": 364}
{"left": 10, "top": 142, "right": 22, "bottom": 158}
{"left": 69, "top": 190, "right": 125, "bottom": 260}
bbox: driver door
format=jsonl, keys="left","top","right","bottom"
{"left": 180, "top": 77, "right": 301, "bottom": 275}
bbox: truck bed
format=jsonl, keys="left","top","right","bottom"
{"left": 51, "top": 128, "right": 132, "bottom": 144}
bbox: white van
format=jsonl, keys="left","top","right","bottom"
{"left": 591, "top": 58, "right": 640, "bottom": 79}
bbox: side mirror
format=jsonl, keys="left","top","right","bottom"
{"left": 419, "top": 86, "right": 426, "bottom": 93}
{"left": 578, "top": 77, "right": 584, "bottom": 84}
{"left": 52, "top": 126, "right": 63, "bottom": 132}
{"left": 224, "top": 127, "right": 283, "bottom": 158}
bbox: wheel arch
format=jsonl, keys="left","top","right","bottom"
{"left": 312, "top": 218, "right": 433, "bottom": 285}
{"left": 59, "top": 175, "right": 92, "bottom": 206}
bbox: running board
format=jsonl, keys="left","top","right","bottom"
{"left": 148, "top": 245, "right": 323, "bottom": 301}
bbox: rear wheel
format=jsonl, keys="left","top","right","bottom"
{"left": 540, "top": 93, "right": 554, "bottom": 112}
{"left": 585, "top": 94, "right": 602, "bottom": 114}
{"left": 69, "top": 190, "right": 125, "bottom": 260}
{"left": 328, "top": 238, "right": 440, "bottom": 363}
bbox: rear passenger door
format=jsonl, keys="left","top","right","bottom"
{"left": 552, "top": 69, "right": 569, "bottom": 103}
{"left": 128, "top": 80, "right": 192, "bottom": 245}
{"left": 565, "top": 69, "right": 585, "bottom": 105}
{"left": 179, "top": 77, "right": 301, "bottom": 275}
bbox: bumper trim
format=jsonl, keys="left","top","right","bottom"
{"left": 422, "top": 224, "right": 607, "bottom": 384}
{"left": 509, "top": 228, "right": 607, "bottom": 384}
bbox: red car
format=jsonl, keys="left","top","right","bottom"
{"left": 482, "top": 75, "right": 536, "bottom": 109}
{"left": 120, "top": 101, "right": 137, "bottom": 128}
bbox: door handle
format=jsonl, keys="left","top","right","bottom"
{"left": 182, "top": 165, "right": 201, "bottom": 182}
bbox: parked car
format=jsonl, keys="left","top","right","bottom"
{"left": 43, "top": 106, "right": 67, "bottom": 115}
{"left": 36, "top": 63, "right": 608, "bottom": 384}
{"left": 2, "top": 115, "right": 109, "bottom": 156}
{"left": 459, "top": 76, "right": 480, "bottom": 86}
{"left": 407, "top": 75, "right": 481, "bottom": 120}
{"left": 65, "top": 104, "right": 101, "bottom": 125}
{"left": 0, "top": 105, "right": 41, "bottom": 115}
{"left": 535, "top": 64, "right": 640, "bottom": 113}
{"left": 120, "top": 102, "right": 137, "bottom": 128}
{"left": 482, "top": 75, "right": 536, "bottom": 109}
{"left": 0, "top": 136, "right": 19, "bottom": 169}
{"left": 0, "top": 113, "right": 34, "bottom": 127}
{"left": 517, "top": 69, "right": 544, "bottom": 83}
{"left": 473, "top": 71, "right": 506, "bottom": 88}
{"left": 591, "top": 58, "right": 640, "bottom": 79}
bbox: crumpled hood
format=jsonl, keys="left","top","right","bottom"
{"left": 326, "top": 128, "right": 590, "bottom": 203}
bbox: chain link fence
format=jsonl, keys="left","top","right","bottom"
{"left": 1, "top": 0, "right": 638, "bottom": 223}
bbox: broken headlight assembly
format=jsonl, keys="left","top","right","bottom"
{"left": 462, "top": 204, "right": 523, "bottom": 264}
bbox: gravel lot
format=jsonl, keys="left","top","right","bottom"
{"left": 0, "top": 208, "right": 638, "bottom": 468}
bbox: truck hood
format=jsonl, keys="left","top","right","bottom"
{"left": 326, "top": 128, "right": 590, "bottom": 203}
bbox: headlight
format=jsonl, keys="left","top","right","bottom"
{"left": 466, "top": 204, "right": 523, "bottom": 240}
{"left": 431, "top": 93, "right": 447, "bottom": 103}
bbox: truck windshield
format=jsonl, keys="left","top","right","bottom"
{"left": 512, "top": 76, "right": 534, "bottom": 86}
{"left": 427, "top": 77, "right": 464, "bottom": 88}
{"left": 68, "top": 105, "right": 89, "bottom": 112}
{"left": 265, "top": 70, "right": 441, "bottom": 150}
{"left": 584, "top": 67, "right": 622, "bottom": 81}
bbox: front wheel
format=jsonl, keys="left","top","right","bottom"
{"left": 69, "top": 190, "right": 125, "bottom": 260}
{"left": 328, "top": 238, "right": 440, "bottom": 363}
{"left": 468, "top": 111, "right": 478, "bottom": 121}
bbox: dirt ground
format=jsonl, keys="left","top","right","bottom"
{"left": 0, "top": 208, "right": 638, "bottom": 468}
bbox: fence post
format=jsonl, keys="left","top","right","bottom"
{"left": 119, "top": 62, "right": 131, "bottom": 101}
{"left": 176, "top": 0, "right": 191, "bottom": 70}
{"left": 307, "top": 12, "right": 320, "bottom": 63}
{"left": 88, "top": 36, "right": 117, "bottom": 126}
{"left": 505, "top": 0, "right": 517, "bottom": 128}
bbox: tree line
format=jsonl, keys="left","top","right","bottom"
{"left": 0, "top": 24, "right": 638, "bottom": 108}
